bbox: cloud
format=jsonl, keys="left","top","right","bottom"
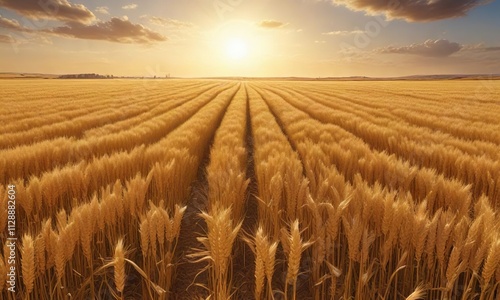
{"left": 315, "top": 40, "right": 326, "bottom": 44}
{"left": 0, "top": 15, "right": 31, "bottom": 31}
{"left": 322, "top": 30, "right": 365, "bottom": 36}
{"left": 0, "top": 0, "right": 95, "bottom": 24}
{"left": 122, "top": 4, "right": 138, "bottom": 10}
{"left": 0, "top": 16, "right": 54, "bottom": 45}
{"left": 0, "top": 34, "right": 13, "bottom": 43}
{"left": 257, "top": 20, "right": 288, "bottom": 29}
{"left": 146, "top": 16, "right": 194, "bottom": 28}
{"left": 1, "top": 13, "right": 165, "bottom": 45}
{"left": 462, "top": 44, "right": 500, "bottom": 52}
{"left": 379, "top": 39, "right": 462, "bottom": 57}
{"left": 482, "top": 47, "right": 500, "bottom": 51}
{"left": 45, "top": 17, "right": 167, "bottom": 44}
{"left": 331, "top": 0, "right": 489, "bottom": 22}
{"left": 95, "top": 6, "right": 109, "bottom": 15}
{"left": 0, "top": 31, "right": 52, "bottom": 45}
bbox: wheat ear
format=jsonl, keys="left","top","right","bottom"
{"left": 114, "top": 239, "right": 126, "bottom": 294}
{"left": 21, "top": 234, "right": 35, "bottom": 295}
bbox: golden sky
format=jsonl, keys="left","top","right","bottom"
{"left": 0, "top": 0, "right": 499, "bottom": 77}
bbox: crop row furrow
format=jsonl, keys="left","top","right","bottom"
{"left": 0, "top": 81, "right": 210, "bottom": 135}
{"left": 260, "top": 84, "right": 500, "bottom": 203}
{"left": 0, "top": 83, "right": 233, "bottom": 185}
{"left": 279, "top": 83, "right": 500, "bottom": 159}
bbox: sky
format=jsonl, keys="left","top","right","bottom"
{"left": 0, "top": 0, "right": 499, "bottom": 77}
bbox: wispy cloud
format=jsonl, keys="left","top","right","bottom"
{"left": 0, "top": 15, "right": 31, "bottom": 32}
{"left": 95, "top": 6, "right": 109, "bottom": 15}
{"left": 0, "top": 0, "right": 95, "bottom": 24}
{"left": 122, "top": 4, "right": 138, "bottom": 10}
{"left": 480, "top": 47, "right": 500, "bottom": 51}
{"left": 0, "top": 29, "right": 52, "bottom": 45}
{"left": 331, "top": 0, "right": 489, "bottom": 22}
{"left": 257, "top": 20, "right": 288, "bottom": 29}
{"left": 322, "top": 30, "right": 364, "bottom": 36}
{"left": 462, "top": 44, "right": 500, "bottom": 52}
{"left": 45, "top": 17, "right": 167, "bottom": 44}
{"left": 0, "top": 34, "right": 13, "bottom": 43}
{"left": 0, "top": 15, "right": 56, "bottom": 45}
{"left": 144, "top": 16, "right": 194, "bottom": 28}
{"left": 379, "top": 39, "right": 462, "bottom": 57}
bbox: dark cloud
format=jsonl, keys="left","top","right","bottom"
{"left": 1, "top": 14, "right": 165, "bottom": 45}
{"left": 45, "top": 18, "right": 167, "bottom": 44}
{"left": 0, "top": 0, "right": 95, "bottom": 24}
{"left": 147, "top": 16, "right": 194, "bottom": 28}
{"left": 332, "top": 0, "right": 489, "bottom": 22}
{"left": 379, "top": 39, "right": 462, "bottom": 57}
{"left": 0, "top": 34, "right": 13, "bottom": 43}
{"left": 257, "top": 20, "right": 288, "bottom": 29}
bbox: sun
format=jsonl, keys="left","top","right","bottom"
{"left": 225, "top": 38, "right": 249, "bottom": 61}
{"left": 209, "top": 20, "right": 267, "bottom": 68}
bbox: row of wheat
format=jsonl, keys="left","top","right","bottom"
{"left": 247, "top": 81, "right": 500, "bottom": 299}
{"left": 9, "top": 79, "right": 237, "bottom": 221}
{"left": 261, "top": 82, "right": 500, "bottom": 204}
{"left": 258, "top": 85, "right": 470, "bottom": 215}
{"left": 191, "top": 84, "right": 250, "bottom": 299}
{"left": 0, "top": 79, "right": 499, "bottom": 299}
{"left": 288, "top": 81, "right": 500, "bottom": 126}
{"left": 0, "top": 81, "right": 240, "bottom": 299}
{"left": 245, "top": 85, "right": 311, "bottom": 300}
{"left": 0, "top": 81, "right": 226, "bottom": 184}
{"left": 0, "top": 84, "right": 237, "bottom": 229}
{"left": 0, "top": 80, "right": 208, "bottom": 140}
{"left": 285, "top": 82, "right": 500, "bottom": 158}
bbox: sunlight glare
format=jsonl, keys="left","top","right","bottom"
{"left": 226, "top": 38, "right": 249, "bottom": 60}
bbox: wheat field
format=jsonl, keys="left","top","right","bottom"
{"left": 1, "top": 79, "right": 500, "bottom": 300}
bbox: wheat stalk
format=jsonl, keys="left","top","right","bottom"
{"left": 285, "top": 220, "right": 311, "bottom": 300}
{"left": 21, "top": 234, "right": 35, "bottom": 295}
{"left": 114, "top": 239, "right": 126, "bottom": 295}
{"left": 445, "top": 244, "right": 462, "bottom": 289}
{"left": 140, "top": 218, "right": 150, "bottom": 257}
{"left": 191, "top": 205, "right": 242, "bottom": 300}
{"left": 482, "top": 239, "right": 500, "bottom": 285}
{"left": 34, "top": 234, "right": 46, "bottom": 276}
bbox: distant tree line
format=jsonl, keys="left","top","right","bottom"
{"left": 59, "top": 73, "right": 113, "bottom": 79}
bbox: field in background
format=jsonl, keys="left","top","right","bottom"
{"left": 1, "top": 79, "right": 499, "bottom": 299}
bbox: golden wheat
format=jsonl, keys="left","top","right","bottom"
{"left": 113, "top": 239, "right": 126, "bottom": 295}
{"left": 1, "top": 79, "right": 499, "bottom": 299}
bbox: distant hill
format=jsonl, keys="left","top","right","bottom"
{"left": 389, "top": 74, "right": 500, "bottom": 80}
{"left": 194, "top": 74, "right": 500, "bottom": 81}
{"left": 0, "top": 72, "right": 113, "bottom": 79}
{"left": 0, "top": 72, "right": 59, "bottom": 79}
{"left": 1, "top": 73, "right": 499, "bottom": 81}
